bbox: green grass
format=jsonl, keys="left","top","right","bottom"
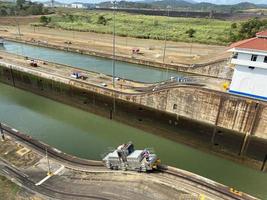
{"left": 40, "top": 10, "right": 239, "bottom": 45}
{"left": 0, "top": 175, "right": 20, "bottom": 200}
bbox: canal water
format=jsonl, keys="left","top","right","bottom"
{"left": 0, "top": 82, "right": 266, "bottom": 199}
{"left": 0, "top": 41, "right": 183, "bottom": 83}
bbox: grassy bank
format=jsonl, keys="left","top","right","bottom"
{"left": 38, "top": 10, "right": 235, "bottom": 45}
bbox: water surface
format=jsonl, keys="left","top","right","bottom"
{"left": 0, "top": 83, "right": 266, "bottom": 199}
{"left": 1, "top": 41, "right": 182, "bottom": 83}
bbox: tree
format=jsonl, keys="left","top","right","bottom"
{"left": 40, "top": 16, "right": 50, "bottom": 25}
{"left": 238, "top": 18, "right": 265, "bottom": 39}
{"left": 186, "top": 28, "right": 196, "bottom": 38}
{"left": 185, "top": 28, "right": 197, "bottom": 55}
{"left": 16, "top": 0, "right": 25, "bottom": 9}
{"left": 231, "top": 23, "right": 237, "bottom": 29}
{"left": 97, "top": 15, "right": 107, "bottom": 26}
{"left": 0, "top": 9, "right": 8, "bottom": 16}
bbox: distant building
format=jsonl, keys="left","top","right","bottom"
{"left": 71, "top": 3, "right": 86, "bottom": 9}
{"left": 228, "top": 30, "right": 267, "bottom": 101}
{"left": 43, "top": 2, "right": 68, "bottom": 8}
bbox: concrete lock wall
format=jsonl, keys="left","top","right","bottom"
{"left": 0, "top": 63, "right": 267, "bottom": 165}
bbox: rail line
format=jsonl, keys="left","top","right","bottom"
{"left": 0, "top": 123, "right": 258, "bottom": 200}
{"left": 2, "top": 165, "right": 110, "bottom": 200}
{"left": 1, "top": 123, "right": 103, "bottom": 168}
{"left": 160, "top": 167, "right": 256, "bottom": 200}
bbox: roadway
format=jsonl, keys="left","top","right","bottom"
{"left": 0, "top": 51, "right": 227, "bottom": 95}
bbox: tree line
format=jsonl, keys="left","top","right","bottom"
{"left": 0, "top": 0, "right": 49, "bottom": 16}
{"left": 229, "top": 18, "right": 267, "bottom": 42}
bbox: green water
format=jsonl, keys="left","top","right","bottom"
{"left": 0, "top": 83, "right": 266, "bottom": 199}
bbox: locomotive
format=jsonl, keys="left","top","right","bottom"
{"left": 103, "top": 142, "right": 160, "bottom": 172}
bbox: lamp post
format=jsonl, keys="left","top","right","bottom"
{"left": 163, "top": 6, "right": 171, "bottom": 80}
{"left": 112, "top": 0, "right": 116, "bottom": 89}
{"left": 14, "top": 11, "right": 21, "bottom": 40}
{"left": 46, "top": 148, "right": 52, "bottom": 176}
{"left": 112, "top": 0, "right": 116, "bottom": 114}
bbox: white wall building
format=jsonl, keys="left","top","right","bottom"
{"left": 71, "top": 3, "right": 86, "bottom": 9}
{"left": 228, "top": 30, "right": 267, "bottom": 101}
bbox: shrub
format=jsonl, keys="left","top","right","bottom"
{"left": 186, "top": 28, "right": 196, "bottom": 38}
{"left": 40, "top": 16, "right": 51, "bottom": 24}
{"left": 97, "top": 15, "right": 107, "bottom": 25}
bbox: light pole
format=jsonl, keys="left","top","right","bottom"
{"left": 112, "top": 0, "right": 116, "bottom": 89}
{"left": 14, "top": 11, "right": 21, "bottom": 40}
{"left": 46, "top": 148, "right": 52, "bottom": 176}
{"left": 163, "top": 6, "right": 171, "bottom": 80}
{"left": 112, "top": 0, "right": 116, "bottom": 113}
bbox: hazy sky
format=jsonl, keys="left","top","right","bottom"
{"left": 37, "top": 0, "right": 267, "bottom": 4}
{"left": 194, "top": 0, "right": 267, "bottom": 4}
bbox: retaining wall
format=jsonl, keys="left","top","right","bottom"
{"left": 0, "top": 62, "right": 266, "bottom": 168}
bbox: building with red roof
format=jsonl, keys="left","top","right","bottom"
{"left": 228, "top": 30, "right": 267, "bottom": 101}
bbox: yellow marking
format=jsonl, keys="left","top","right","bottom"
{"left": 199, "top": 194, "right": 205, "bottom": 200}
{"left": 230, "top": 188, "right": 243, "bottom": 196}
{"left": 16, "top": 147, "right": 31, "bottom": 156}
{"left": 222, "top": 82, "right": 229, "bottom": 91}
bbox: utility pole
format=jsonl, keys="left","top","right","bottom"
{"left": 46, "top": 148, "right": 52, "bottom": 176}
{"left": 14, "top": 11, "right": 21, "bottom": 40}
{"left": 112, "top": 0, "right": 116, "bottom": 89}
{"left": 112, "top": 0, "right": 116, "bottom": 113}
{"left": 163, "top": 6, "right": 171, "bottom": 80}
{"left": 51, "top": 0, "right": 55, "bottom": 7}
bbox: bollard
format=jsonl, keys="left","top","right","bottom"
{"left": 0, "top": 123, "right": 5, "bottom": 141}
{"left": 110, "top": 109, "right": 113, "bottom": 120}
{"left": 261, "top": 154, "right": 267, "bottom": 172}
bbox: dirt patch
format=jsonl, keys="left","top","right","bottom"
{"left": 0, "top": 16, "right": 41, "bottom": 26}
{"left": 1, "top": 23, "right": 229, "bottom": 65}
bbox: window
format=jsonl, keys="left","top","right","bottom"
{"left": 232, "top": 53, "right": 238, "bottom": 59}
{"left": 264, "top": 56, "right": 267, "bottom": 63}
{"left": 173, "top": 104, "right": 177, "bottom": 110}
{"left": 251, "top": 55, "right": 258, "bottom": 61}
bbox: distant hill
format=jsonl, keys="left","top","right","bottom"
{"left": 97, "top": 0, "right": 263, "bottom": 12}
{"left": 146, "top": 0, "right": 193, "bottom": 7}
{"left": 194, "top": 0, "right": 267, "bottom": 5}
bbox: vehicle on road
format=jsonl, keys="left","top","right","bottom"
{"left": 0, "top": 37, "right": 4, "bottom": 45}
{"left": 103, "top": 142, "right": 160, "bottom": 172}
{"left": 70, "top": 71, "right": 87, "bottom": 80}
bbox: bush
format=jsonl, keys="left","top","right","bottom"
{"left": 40, "top": 16, "right": 51, "bottom": 24}
{"left": 186, "top": 28, "right": 196, "bottom": 38}
{"left": 97, "top": 15, "right": 107, "bottom": 26}
{"left": 230, "top": 18, "right": 267, "bottom": 42}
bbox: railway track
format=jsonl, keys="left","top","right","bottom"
{"left": 1, "top": 123, "right": 103, "bottom": 168}
{"left": 1, "top": 165, "right": 110, "bottom": 200}
{"left": 0, "top": 123, "right": 258, "bottom": 200}
{"left": 160, "top": 167, "right": 257, "bottom": 200}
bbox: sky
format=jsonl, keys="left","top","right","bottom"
{"left": 194, "top": 0, "right": 267, "bottom": 4}
{"left": 36, "top": 0, "right": 267, "bottom": 4}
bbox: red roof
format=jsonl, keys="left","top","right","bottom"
{"left": 256, "top": 30, "right": 267, "bottom": 38}
{"left": 230, "top": 31, "right": 267, "bottom": 52}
